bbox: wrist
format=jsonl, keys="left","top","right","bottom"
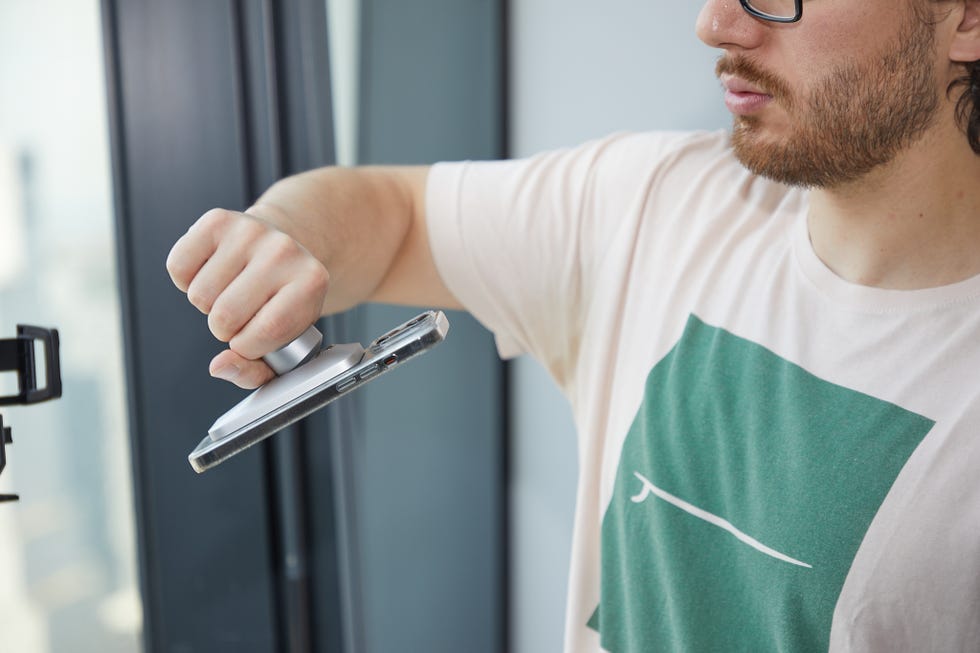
{"left": 245, "top": 199, "right": 290, "bottom": 229}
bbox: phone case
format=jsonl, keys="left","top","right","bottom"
{"left": 188, "top": 310, "right": 450, "bottom": 472}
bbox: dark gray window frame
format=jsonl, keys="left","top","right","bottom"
{"left": 101, "top": 0, "right": 507, "bottom": 651}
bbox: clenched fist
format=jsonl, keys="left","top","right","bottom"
{"left": 166, "top": 207, "right": 329, "bottom": 389}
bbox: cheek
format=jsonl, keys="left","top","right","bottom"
{"left": 785, "top": 8, "right": 897, "bottom": 82}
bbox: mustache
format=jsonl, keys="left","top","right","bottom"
{"left": 715, "top": 56, "right": 793, "bottom": 104}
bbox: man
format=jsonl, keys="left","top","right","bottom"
{"left": 167, "top": 0, "right": 980, "bottom": 650}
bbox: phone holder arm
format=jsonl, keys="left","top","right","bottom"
{"left": 0, "top": 415, "right": 15, "bottom": 503}
{"left": 0, "top": 324, "right": 63, "bottom": 503}
{"left": 0, "top": 325, "right": 62, "bottom": 406}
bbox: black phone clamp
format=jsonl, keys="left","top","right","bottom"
{"left": 0, "top": 325, "right": 63, "bottom": 503}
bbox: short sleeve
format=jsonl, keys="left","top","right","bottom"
{"left": 425, "top": 131, "right": 705, "bottom": 388}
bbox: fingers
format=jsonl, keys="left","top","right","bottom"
{"left": 228, "top": 275, "right": 327, "bottom": 360}
{"left": 184, "top": 239, "right": 249, "bottom": 316}
{"left": 210, "top": 349, "right": 275, "bottom": 390}
{"left": 174, "top": 210, "right": 268, "bottom": 316}
{"left": 206, "top": 256, "right": 281, "bottom": 342}
{"left": 167, "top": 207, "right": 331, "bottom": 384}
{"left": 166, "top": 208, "right": 232, "bottom": 293}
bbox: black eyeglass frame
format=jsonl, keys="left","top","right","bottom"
{"left": 739, "top": 0, "right": 803, "bottom": 23}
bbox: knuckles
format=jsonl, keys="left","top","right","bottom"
{"left": 300, "top": 258, "right": 330, "bottom": 296}
{"left": 167, "top": 208, "right": 239, "bottom": 290}
{"left": 165, "top": 240, "right": 194, "bottom": 290}
{"left": 265, "top": 230, "right": 303, "bottom": 264}
{"left": 207, "top": 304, "right": 239, "bottom": 342}
{"left": 232, "top": 213, "right": 272, "bottom": 246}
{"left": 253, "top": 311, "right": 296, "bottom": 350}
{"left": 186, "top": 284, "right": 215, "bottom": 314}
{"left": 198, "top": 207, "right": 235, "bottom": 232}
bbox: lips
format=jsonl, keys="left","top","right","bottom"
{"left": 720, "top": 74, "right": 770, "bottom": 96}
{"left": 720, "top": 74, "right": 774, "bottom": 115}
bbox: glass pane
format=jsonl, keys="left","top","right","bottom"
{"left": 0, "top": 1, "right": 142, "bottom": 652}
{"left": 327, "top": 0, "right": 361, "bottom": 166}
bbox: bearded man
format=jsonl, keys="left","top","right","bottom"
{"left": 167, "top": 1, "right": 980, "bottom": 650}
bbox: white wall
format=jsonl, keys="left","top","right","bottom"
{"left": 507, "top": 3, "right": 730, "bottom": 651}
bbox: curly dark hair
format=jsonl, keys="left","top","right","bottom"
{"left": 950, "top": 59, "right": 980, "bottom": 154}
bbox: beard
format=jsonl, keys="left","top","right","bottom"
{"left": 717, "top": 13, "right": 941, "bottom": 189}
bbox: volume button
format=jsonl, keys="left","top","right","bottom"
{"left": 336, "top": 377, "right": 357, "bottom": 392}
{"left": 358, "top": 364, "right": 380, "bottom": 381}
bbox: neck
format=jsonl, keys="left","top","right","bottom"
{"left": 807, "top": 120, "right": 980, "bottom": 290}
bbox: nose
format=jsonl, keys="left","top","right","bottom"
{"left": 696, "top": 0, "right": 766, "bottom": 51}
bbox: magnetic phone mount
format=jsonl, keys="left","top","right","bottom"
{"left": 264, "top": 325, "right": 323, "bottom": 375}
{"left": 0, "top": 325, "right": 63, "bottom": 503}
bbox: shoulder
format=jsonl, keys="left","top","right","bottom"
{"left": 585, "top": 130, "right": 769, "bottom": 208}
{"left": 598, "top": 130, "right": 803, "bottom": 225}
{"left": 582, "top": 130, "right": 800, "bottom": 222}
{"left": 585, "top": 130, "right": 734, "bottom": 172}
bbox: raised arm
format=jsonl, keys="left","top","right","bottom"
{"left": 166, "top": 165, "right": 461, "bottom": 389}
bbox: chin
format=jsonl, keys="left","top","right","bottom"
{"left": 731, "top": 123, "right": 874, "bottom": 190}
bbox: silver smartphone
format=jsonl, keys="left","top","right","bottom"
{"left": 189, "top": 310, "right": 450, "bottom": 473}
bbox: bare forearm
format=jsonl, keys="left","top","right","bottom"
{"left": 248, "top": 165, "right": 434, "bottom": 314}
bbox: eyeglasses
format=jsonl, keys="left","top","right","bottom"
{"left": 740, "top": 0, "right": 803, "bottom": 23}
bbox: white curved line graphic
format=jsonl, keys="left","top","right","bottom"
{"left": 630, "top": 471, "right": 813, "bottom": 569}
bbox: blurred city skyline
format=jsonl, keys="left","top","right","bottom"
{"left": 0, "top": 1, "right": 141, "bottom": 651}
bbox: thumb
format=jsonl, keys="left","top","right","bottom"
{"left": 209, "top": 349, "right": 276, "bottom": 389}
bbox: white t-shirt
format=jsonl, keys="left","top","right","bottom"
{"left": 426, "top": 130, "right": 980, "bottom": 652}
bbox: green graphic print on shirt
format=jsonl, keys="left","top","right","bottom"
{"left": 588, "top": 314, "right": 934, "bottom": 652}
